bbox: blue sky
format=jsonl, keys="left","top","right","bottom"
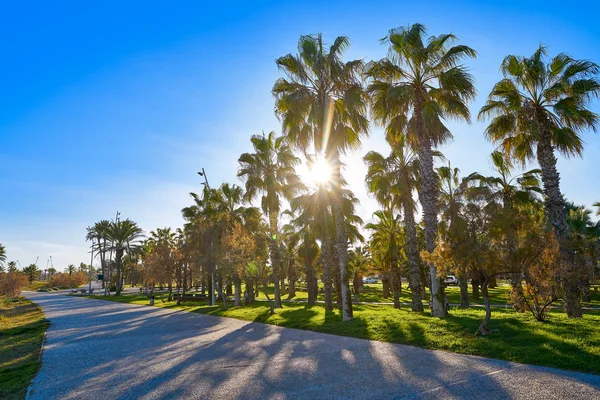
{"left": 1, "top": 0, "right": 599, "bottom": 270}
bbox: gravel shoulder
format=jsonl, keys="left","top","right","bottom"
{"left": 24, "top": 291, "right": 600, "bottom": 400}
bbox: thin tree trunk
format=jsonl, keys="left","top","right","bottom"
{"left": 510, "top": 273, "right": 525, "bottom": 312}
{"left": 353, "top": 272, "right": 361, "bottom": 302}
{"left": 306, "top": 256, "right": 316, "bottom": 306}
{"left": 458, "top": 272, "right": 469, "bottom": 309}
{"left": 403, "top": 196, "right": 424, "bottom": 311}
{"left": 262, "top": 278, "right": 275, "bottom": 315}
{"left": 322, "top": 237, "right": 334, "bottom": 311}
{"left": 471, "top": 276, "right": 481, "bottom": 299}
{"left": 332, "top": 163, "right": 353, "bottom": 321}
{"left": 537, "top": 130, "right": 581, "bottom": 318}
{"left": 478, "top": 274, "right": 493, "bottom": 336}
{"left": 269, "top": 213, "right": 282, "bottom": 309}
{"left": 391, "top": 253, "right": 402, "bottom": 309}
{"left": 415, "top": 98, "right": 446, "bottom": 318}
{"left": 382, "top": 273, "right": 390, "bottom": 298}
{"left": 234, "top": 275, "right": 242, "bottom": 306}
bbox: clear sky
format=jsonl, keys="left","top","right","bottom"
{"left": 1, "top": 0, "right": 599, "bottom": 270}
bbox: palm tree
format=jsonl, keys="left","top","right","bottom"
{"left": 273, "top": 34, "right": 369, "bottom": 321}
{"left": 0, "top": 243, "right": 6, "bottom": 266}
{"left": 67, "top": 264, "right": 76, "bottom": 276}
{"left": 365, "top": 210, "right": 404, "bottom": 308}
{"left": 7, "top": 261, "right": 18, "bottom": 273}
{"left": 366, "top": 24, "right": 476, "bottom": 317}
{"left": 565, "top": 202, "right": 600, "bottom": 295}
{"left": 105, "top": 218, "right": 144, "bottom": 295}
{"left": 364, "top": 134, "right": 424, "bottom": 311}
{"left": 348, "top": 246, "right": 371, "bottom": 302}
{"left": 86, "top": 220, "right": 111, "bottom": 288}
{"left": 23, "top": 263, "right": 40, "bottom": 284}
{"left": 238, "top": 131, "right": 302, "bottom": 308}
{"left": 468, "top": 152, "right": 542, "bottom": 310}
{"left": 479, "top": 47, "right": 600, "bottom": 318}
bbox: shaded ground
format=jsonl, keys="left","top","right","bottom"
{"left": 90, "top": 292, "right": 600, "bottom": 374}
{"left": 0, "top": 297, "right": 49, "bottom": 400}
{"left": 25, "top": 291, "right": 600, "bottom": 399}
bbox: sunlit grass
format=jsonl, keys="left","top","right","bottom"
{"left": 91, "top": 293, "right": 600, "bottom": 375}
{"left": 0, "top": 297, "right": 49, "bottom": 400}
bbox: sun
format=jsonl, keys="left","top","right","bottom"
{"left": 305, "top": 156, "right": 332, "bottom": 186}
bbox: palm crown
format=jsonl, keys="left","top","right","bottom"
{"left": 479, "top": 46, "right": 600, "bottom": 162}
{"left": 366, "top": 23, "right": 476, "bottom": 148}
{"left": 273, "top": 34, "right": 369, "bottom": 157}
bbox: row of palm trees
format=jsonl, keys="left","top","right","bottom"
{"left": 265, "top": 23, "right": 599, "bottom": 319}
{"left": 77, "top": 23, "right": 599, "bottom": 322}
{"left": 85, "top": 217, "right": 143, "bottom": 295}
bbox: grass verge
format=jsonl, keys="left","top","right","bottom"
{"left": 90, "top": 293, "right": 600, "bottom": 375}
{"left": 0, "top": 297, "right": 49, "bottom": 400}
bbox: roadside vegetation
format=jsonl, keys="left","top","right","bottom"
{"left": 0, "top": 297, "right": 49, "bottom": 400}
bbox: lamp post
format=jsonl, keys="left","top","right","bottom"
{"left": 198, "top": 168, "right": 216, "bottom": 306}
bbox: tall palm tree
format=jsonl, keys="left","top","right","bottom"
{"left": 479, "top": 47, "right": 600, "bottom": 318}
{"left": 67, "top": 264, "right": 76, "bottom": 276}
{"left": 364, "top": 134, "right": 424, "bottom": 311}
{"left": 365, "top": 210, "right": 404, "bottom": 308}
{"left": 366, "top": 24, "right": 476, "bottom": 317}
{"left": 238, "top": 131, "right": 302, "bottom": 308}
{"left": 105, "top": 218, "right": 144, "bottom": 295}
{"left": 273, "top": 34, "right": 369, "bottom": 321}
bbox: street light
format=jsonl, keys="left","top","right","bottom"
{"left": 197, "top": 168, "right": 216, "bottom": 306}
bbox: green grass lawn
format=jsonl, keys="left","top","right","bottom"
{"left": 91, "top": 292, "right": 600, "bottom": 375}
{"left": 0, "top": 297, "right": 49, "bottom": 400}
{"left": 248, "top": 282, "right": 600, "bottom": 307}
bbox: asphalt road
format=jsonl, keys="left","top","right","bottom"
{"left": 24, "top": 291, "right": 600, "bottom": 399}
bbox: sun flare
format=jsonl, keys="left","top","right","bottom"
{"left": 306, "top": 156, "right": 332, "bottom": 186}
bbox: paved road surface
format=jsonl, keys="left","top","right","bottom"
{"left": 25, "top": 291, "right": 600, "bottom": 399}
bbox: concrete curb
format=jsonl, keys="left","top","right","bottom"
{"left": 25, "top": 320, "right": 48, "bottom": 400}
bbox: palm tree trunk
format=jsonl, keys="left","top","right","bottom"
{"left": 331, "top": 163, "right": 353, "bottom": 321}
{"left": 382, "top": 273, "right": 390, "bottom": 298}
{"left": 322, "top": 237, "right": 334, "bottom": 311}
{"left": 288, "top": 260, "right": 297, "bottom": 299}
{"left": 403, "top": 196, "right": 424, "bottom": 311}
{"left": 269, "top": 213, "right": 282, "bottom": 309}
{"left": 114, "top": 247, "right": 124, "bottom": 296}
{"left": 416, "top": 108, "right": 446, "bottom": 317}
{"left": 233, "top": 274, "right": 241, "bottom": 306}
{"left": 305, "top": 255, "right": 316, "bottom": 306}
{"left": 536, "top": 131, "right": 581, "bottom": 318}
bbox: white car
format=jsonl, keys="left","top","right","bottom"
{"left": 362, "top": 277, "right": 378, "bottom": 284}
{"left": 443, "top": 275, "right": 459, "bottom": 286}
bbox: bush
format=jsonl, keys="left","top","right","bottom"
{"left": 49, "top": 272, "right": 88, "bottom": 289}
{"left": 0, "top": 272, "right": 29, "bottom": 298}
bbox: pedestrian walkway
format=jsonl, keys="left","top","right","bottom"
{"left": 25, "top": 291, "right": 600, "bottom": 399}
